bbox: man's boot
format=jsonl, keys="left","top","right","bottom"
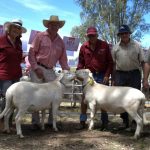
{"left": 101, "top": 112, "right": 108, "bottom": 131}
{"left": 0, "top": 118, "right": 4, "bottom": 131}
{"left": 76, "top": 114, "right": 87, "bottom": 130}
{"left": 120, "top": 112, "right": 129, "bottom": 129}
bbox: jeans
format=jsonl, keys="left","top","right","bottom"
{"left": 0, "top": 79, "right": 19, "bottom": 110}
{"left": 114, "top": 69, "right": 141, "bottom": 126}
{"left": 0, "top": 79, "right": 20, "bottom": 126}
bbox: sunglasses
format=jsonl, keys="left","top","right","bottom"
{"left": 87, "top": 34, "right": 97, "bottom": 38}
{"left": 119, "top": 32, "right": 129, "bottom": 35}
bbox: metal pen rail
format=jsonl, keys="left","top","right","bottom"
{"left": 63, "top": 80, "right": 83, "bottom": 107}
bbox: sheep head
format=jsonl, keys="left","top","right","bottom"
{"left": 75, "top": 69, "right": 95, "bottom": 86}
{"left": 59, "top": 71, "right": 76, "bottom": 86}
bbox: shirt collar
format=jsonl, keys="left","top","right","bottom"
{"left": 43, "top": 30, "right": 49, "bottom": 35}
{"left": 43, "top": 30, "right": 60, "bottom": 40}
{"left": 119, "top": 38, "right": 135, "bottom": 46}
{"left": 84, "top": 39, "right": 98, "bottom": 49}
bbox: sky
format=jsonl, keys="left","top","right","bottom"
{"left": 0, "top": 0, "right": 83, "bottom": 60}
{"left": 0, "top": 0, "right": 150, "bottom": 51}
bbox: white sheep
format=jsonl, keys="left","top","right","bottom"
{"left": 76, "top": 69, "right": 146, "bottom": 139}
{"left": 0, "top": 72, "right": 75, "bottom": 138}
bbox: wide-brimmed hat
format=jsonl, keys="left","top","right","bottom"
{"left": 86, "top": 26, "right": 98, "bottom": 35}
{"left": 117, "top": 25, "right": 132, "bottom": 35}
{"left": 3, "top": 19, "right": 27, "bottom": 33}
{"left": 43, "top": 15, "right": 65, "bottom": 28}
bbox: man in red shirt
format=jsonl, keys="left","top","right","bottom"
{"left": 77, "top": 26, "right": 113, "bottom": 130}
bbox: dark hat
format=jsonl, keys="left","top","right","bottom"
{"left": 86, "top": 26, "right": 97, "bottom": 35}
{"left": 117, "top": 25, "right": 131, "bottom": 35}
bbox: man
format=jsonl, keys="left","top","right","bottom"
{"left": 28, "top": 15, "right": 70, "bottom": 129}
{"left": 111, "top": 25, "right": 145, "bottom": 129}
{"left": 77, "top": 26, "right": 113, "bottom": 130}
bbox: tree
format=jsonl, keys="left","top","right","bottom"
{"left": 71, "top": 0, "right": 150, "bottom": 45}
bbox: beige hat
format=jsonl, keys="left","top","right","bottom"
{"left": 43, "top": 15, "right": 65, "bottom": 28}
{"left": 3, "top": 19, "right": 27, "bottom": 33}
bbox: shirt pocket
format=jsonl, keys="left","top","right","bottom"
{"left": 39, "top": 41, "right": 50, "bottom": 55}
{"left": 85, "top": 51, "right": 93, "bottom": 63}
{"left": 128, "top": 49, "right": 139, "bottom": 61}
{"left": 96, "top": 49, "right": 106, "bottom": 62}
{"left": 84, "top": 51, "right": 92, "bottom": 58}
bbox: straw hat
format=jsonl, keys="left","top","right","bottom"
{"left": 43, "top": 15, "right": 65, "bottom": 28}
{"left": 3, "top": 19, "right": 27, "bottom": 33}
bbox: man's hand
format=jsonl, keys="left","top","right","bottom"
{"left": 143, "top": 79, "right": 149, "bottom": 90}
{"left": 103, "top": 76, "right": 109, "bottom": 85}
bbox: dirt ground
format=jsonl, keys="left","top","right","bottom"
{"left": 0, "top": 104, "right": 150, "bottom": 150}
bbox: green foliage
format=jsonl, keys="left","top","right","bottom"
{"left": 72, "top": 0, "right": 150, "bottom": 45}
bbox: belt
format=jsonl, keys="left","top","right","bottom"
{"left": 92, "top": 71, "right": 104, "bottom": 75}
{"left": 37, "top": 62, "right": 52, "bottom": 70}
{"left": 116, "top": 69, "right": 139, "bottom": 73}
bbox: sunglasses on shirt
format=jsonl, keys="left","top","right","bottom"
{"left": 87, "top": 34, "right": 97, "bottom": 38}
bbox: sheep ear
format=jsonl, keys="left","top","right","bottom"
{"left": 89, "top": 72, "right": 93, "bottom": 78}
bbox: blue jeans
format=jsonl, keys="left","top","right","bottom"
{"left": 0, "top": 79, "right": 19, "bottom": 126}
{"left": 0, "top": 79, "right": 19, "bottom": 111}
{"left": 92, "top": 72, "right": 104, "bottom": 83}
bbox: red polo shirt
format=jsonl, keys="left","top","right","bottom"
{"left": 0, "top": 35, "right": 22, "bottom": 80}
{"left": 77, "top": 39, "right": 113, "bottom": 77}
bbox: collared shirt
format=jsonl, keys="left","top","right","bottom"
{"left": 0, "top": 35, "right": 22, "bottom": 80}
{"left": 112, "top": 39, "right": 145, "bottom": 71}
{"left": 144, "top": 49, "right": 150, "bottom": 64}
{"left": 77, "top": 39, "right": 113, "bottom": 77}
{"left": 29, "top": 30, "right": 70, "bottom": 70}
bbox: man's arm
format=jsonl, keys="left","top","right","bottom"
{"left": 143, "top": 62, "right": 150, "bottom": 89}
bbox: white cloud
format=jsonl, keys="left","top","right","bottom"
{"left": 14, "top": 0, "right": 56, "bottom": 11}
{"left": 13, "top": 0, "right": 80, "bottom": 21}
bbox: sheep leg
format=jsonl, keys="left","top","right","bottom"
{"left": 88, "top": 102, "right": 96, "bottom": 130}
{"left": 143, "top": 112, "right": 150, "bottom": 125}
{"left": 4, "top": 108, "right": 14, "bottom": 133}
{"left": 52, "top": 103, "right": 59, "bottom": 131}
{"left": 127, "top": 110, "right": 143, "bottom": 139}
{"left": 15, "top": 110, "right": 24, "bottom": 138}
{"left": 41, "top": 110, "right": 45, "bottom": 130}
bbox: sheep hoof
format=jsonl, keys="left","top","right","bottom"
{"left": 41, "top": 127, "right": 45, "bottom": 131}
{"left": 88, "top": 127, "right": 93, "bottom": 131}
{"left": 54, "top": 128, "right": 58, "bottom": 132}
{"left": 19, "top": 135, "right": 24, "bottom": 138}
{"left": 134, "top": 134, "right": 140, "bottom": 140}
